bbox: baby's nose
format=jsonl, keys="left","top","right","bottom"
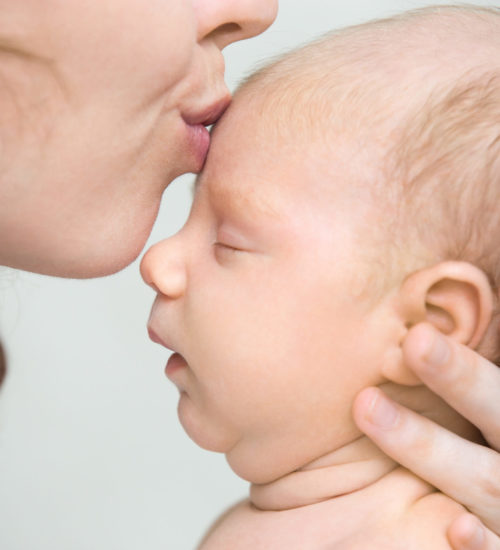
{"left": 140, "top": 238, "right": 187, "bottom": 299}
{"left": 196, "top": 0, "right": 278, "bottom": 49}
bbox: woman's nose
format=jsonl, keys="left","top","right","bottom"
{"left": 140, "top": 238, "right": 187, "bottom": 299}
{"left": 196, "top": 0, "right": 278, "bottom": 49}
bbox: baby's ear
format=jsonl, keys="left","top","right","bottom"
{"left": 382, "top": 261, "right": 494, "bottom": 385}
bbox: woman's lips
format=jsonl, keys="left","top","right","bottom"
{"left": 165, "top": 352, "right": 188, "bottom": 378}
{"left": 182, "top": 96, "right": 230, "bottom": 127}
{"left": 182, "top": 96, "right": 230, "bottom": 171}
{"left": 184, "top": 123, "right": 210, "bottom": 171}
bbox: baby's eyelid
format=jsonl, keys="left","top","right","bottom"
{"left": 215, "top": 227, "right": 249, "bottom": 250}
{"left": 213, "top": 241, "right": 244, "bottom": 252}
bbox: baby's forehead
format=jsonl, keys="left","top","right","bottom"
{"left": 205, "top": 4, "right": 500, "bottom": 217}
{"left": 204, "top": 101, "right": 385, "bottom": 239}
{"left": 227, "top": 75, "right": 395, "bottom": 196}
{"left": 231, "top": 58, "right": 405, "bottom": 164}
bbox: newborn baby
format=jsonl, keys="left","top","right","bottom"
{"left": 142, "top": 5, "right": 500, "bottom": 548}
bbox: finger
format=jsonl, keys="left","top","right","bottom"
{"left": 353, "top": 387, "right": 500, "bottom": 533}
{"left": 403, "top": 323, "right": 500, "bottom": 450}
{"left": 448, "top": 514, "right": 500, "bottom": 550}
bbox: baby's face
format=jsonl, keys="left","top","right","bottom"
{"left": 142, "top": 95, "right": 392, "bottom": 484}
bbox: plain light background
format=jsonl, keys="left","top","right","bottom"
{"left": 0, "top": 1, "right": 496, "bottom": 549}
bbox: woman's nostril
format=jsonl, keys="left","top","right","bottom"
{"left": 205, "top": 22, "right": 242, "bottom": 42}
{"left": 219, "top": 22, "right": 242, "bottom": 34}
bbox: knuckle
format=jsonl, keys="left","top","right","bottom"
{"left": 400, "top": 413, "right": 437, "bottom": 461}
{"left": 476, "top": 451, "right": 500, "bottom": 503}
{"left": 444, "top": 344, "right": 481, "bottom": 396}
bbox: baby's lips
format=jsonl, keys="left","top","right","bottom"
{"left": 165, "top": 352, "right": 189, "bottom": 379}
{"left": 147, "top": 326, "right": 170, "bottom": 349}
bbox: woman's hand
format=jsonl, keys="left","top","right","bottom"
{"left": 353, "top": 322, "right": 500, "bottom": 549}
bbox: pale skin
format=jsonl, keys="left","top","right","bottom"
{"left": 143, "top": 14, "right": 496, "bottom": 548}
{"left": 0, "top": 0, "right": 277, "bottom": 277}
{"left": 198, "top": 470, "right": 476, "bottom": 550}
{"left": 0, "top": 2, "right": 497, "bottom": 547}
{"left": 141, "top": 82, "right": 496, "bottom": 549}
{"left": 352, "top": 9, "right": 500, "bottom": 546}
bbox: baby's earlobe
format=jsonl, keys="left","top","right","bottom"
{"left": 380, "top": 345, "right": 422, "bottom": 386}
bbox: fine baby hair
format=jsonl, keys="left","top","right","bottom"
{"left": 236, "top": 4, "right": 500, "bottom": 354}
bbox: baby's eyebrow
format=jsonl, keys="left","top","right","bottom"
{"left": 217, "top": 181, "right": 280, "bottom": 220}
{"left": 195, "top": 173, "right": 280, "bottom": 219}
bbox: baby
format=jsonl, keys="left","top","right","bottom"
{"left": 142, "top": 5, "right": 500, "bottom": 549}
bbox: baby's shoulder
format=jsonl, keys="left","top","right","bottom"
{"left": 327, "top": 491, "right": 467, "bottom": 550}
{"left": 197, "top": 498, "right": 346, "bottom": 550}
{"left": 198, "top": 490, "right": 467, "bottom": 550}
{"left": 196, "top": 499, "right": 267, "bottom": 550}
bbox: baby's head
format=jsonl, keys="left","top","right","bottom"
{"left": 142, "top": 5, "right": 500, "bottom": 484}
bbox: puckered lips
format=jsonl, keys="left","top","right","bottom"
{"left": 181, "top": 96, "right": 231, "bottom": 171}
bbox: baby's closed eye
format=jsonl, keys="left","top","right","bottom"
{"left": 213, "top": 241, "right": 247, "bottom": 263}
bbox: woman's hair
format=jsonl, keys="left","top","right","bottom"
{"left": 0, "top": 340, "right": 5, "bottom": 387}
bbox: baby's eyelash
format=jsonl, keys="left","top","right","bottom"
{"left": 213, "top": 242, "right": 241, "bottom": 253}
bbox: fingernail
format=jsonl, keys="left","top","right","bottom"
{"left": 367, "top": 391, "right": 399, "bottom": 429}
{"left": 425, "top": 331, "right": 450, "bottom": 368}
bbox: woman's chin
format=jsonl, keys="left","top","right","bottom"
{"left": 49, "top": 243, "right": 145, "bottom": 279}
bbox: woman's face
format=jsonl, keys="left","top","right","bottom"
{"left": 0, "top": 0, "right": 277, "bottom": 277}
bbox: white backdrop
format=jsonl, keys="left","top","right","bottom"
{"left": 0, "top": 1, "right": 496, "bottom": 549}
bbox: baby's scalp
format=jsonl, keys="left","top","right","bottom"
{"left": 234, "top": 4, "right": 500, "bottom": 301}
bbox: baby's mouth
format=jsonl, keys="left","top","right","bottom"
{"left": 146, "top": 325, "right": 187, "bottom": 380}
{"left": 165, "top": 352, "right": 188, "bottom": 379}
{"left": 147, "top": 326, "right": 170, "bottom": 349}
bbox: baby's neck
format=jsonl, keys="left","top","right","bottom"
{"left": 250, "top": 384, "right": 481, "bottom": 512}
{"left": 250, "top": 435, "right": 396, "bottom": 511}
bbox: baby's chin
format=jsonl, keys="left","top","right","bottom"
{"left": 177, "top": 392, "right": 238, "bottom": 454}
{"left": 177, "top": 396, "right": 313, "bottom": 485}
